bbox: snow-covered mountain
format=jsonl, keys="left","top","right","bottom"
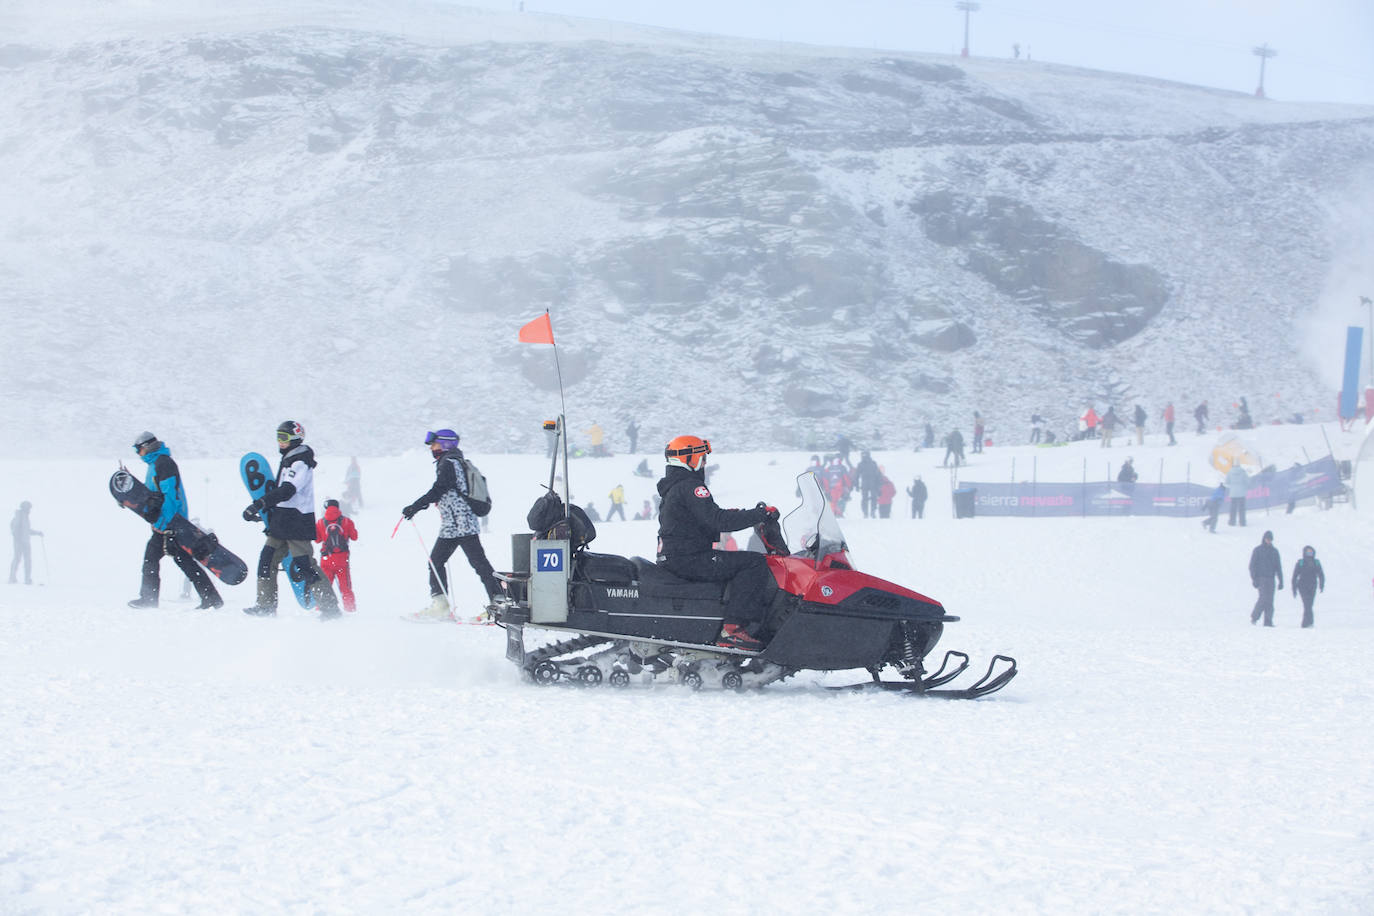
{"left": 3, "top": 1, "right": 1373, "bottom": 457}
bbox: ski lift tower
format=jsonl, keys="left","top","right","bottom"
{"left": 956, "top": 1, "right": 980, "bottom": 58}
{"left": 1252, "top": 43, "right": 1277, "bottom": 98}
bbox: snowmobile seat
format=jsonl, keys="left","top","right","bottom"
{"left": 630, "top": 557, "right": 727, "bottom": 601}
{"left": 574, "top": 552, "right": 639, "bottom": 584}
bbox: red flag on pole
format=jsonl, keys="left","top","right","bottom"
{"left": 518, "top": 312, "right": 555, "bottom": 345}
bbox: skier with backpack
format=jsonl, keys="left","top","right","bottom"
{"left": 401, "top": 428, "right": 501, "bottom": 622}
{"left": 315, "top": 499, "right": 358, "bottom": 613}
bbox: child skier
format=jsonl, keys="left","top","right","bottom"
{"left": 315, "top": 499, "right": 359, "bottom": 613}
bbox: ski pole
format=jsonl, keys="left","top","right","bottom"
{"left": 409, "top": 519, "right": 452, "bottom": 610}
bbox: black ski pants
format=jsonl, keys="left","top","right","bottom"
{"left": 141, "top": 530, "right": 218, "bottom": 604}
{"left": 1296, "top": 586, "right": 1317, "bottom": 628}
{"left": 1251, "top": 581, "right": 1276, "bottom": 626}
{"left": 431, "top": 534, "right": 501, "bottom": 601}
{"left": 663, "top": 550, "right": 776, "bottom": 630}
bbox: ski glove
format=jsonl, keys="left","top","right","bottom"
{"left": 242, "top": 498, "right": 265, "bottom": 521}
{"left": 756, "top": 501, "right": 780, "bottom": 521}
{"left": 401, "top": 501, "right": 423, "bottom": 520}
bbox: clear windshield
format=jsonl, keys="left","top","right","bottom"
{"left": 782, "top": 472, "right": 850, "bottom": 567}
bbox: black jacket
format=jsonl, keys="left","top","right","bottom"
{"left": 1291, "top": 556, "right": 1325, "bottom": 596}
{"left": 656, "top": 465, "right": 766, "bottom": 559}
{"left": 264, "top": 444, "right": 318, "bottom": 540}
{"left": 1249, "top": 542, "right": 1283, "bottom": 589}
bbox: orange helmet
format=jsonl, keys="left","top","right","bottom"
{"left": 665, "top": 435, "right": 711, "bottom": 471}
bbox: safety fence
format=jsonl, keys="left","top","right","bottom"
{"left": 955, "top": 456, "right": 1343, "bottom": 518}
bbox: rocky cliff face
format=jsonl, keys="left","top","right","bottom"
{"left": 3, "top": 18, "right": 1372, "bottom": 456}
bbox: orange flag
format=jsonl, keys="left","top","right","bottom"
{"left": 518, "top": 312, "right": 555, "bottom": 345}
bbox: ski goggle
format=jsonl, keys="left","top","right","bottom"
{"left": 424, "top": 431, "right": 458, "bottom": 445}
{"left": 276, "top": 431, "right": 292, "bottom": 442}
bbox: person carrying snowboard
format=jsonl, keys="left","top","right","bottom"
{"left": 401, "top": 428, "right": 502, "bottom": 622}
{"left": 656, "top": 435, "right": 779, "bottom": 651}
{"left": 1290, "top": 545, "right": 1325, "bottom": 629}
{"left": 9, "top": 500, "right": 42, "bottom": 585}
{"left": 315, "top": 499, "right": 359, "bottom": 613}
{"left": 240, "top": 421, "right": 340, "bottom": 619}
{"left": 127, "top": 432, "right": 222, "bottom": 609}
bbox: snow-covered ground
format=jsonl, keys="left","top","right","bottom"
{"left": 3, "top": 420, "right": 1371, "bottom": 912}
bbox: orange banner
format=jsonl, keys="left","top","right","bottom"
{"left": 518, "top": 312, "right": 555, "bottom": 345}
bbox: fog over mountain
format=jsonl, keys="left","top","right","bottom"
{"left": 4, "top": 2, "right": 1373, "bottom": 457}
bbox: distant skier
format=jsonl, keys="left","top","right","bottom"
{"left": 400, "top": 428, "right": 502, "bottom": 621}
{"left": 1100, "top": 406, "right": 1120, "bottom": 448}
{"left": 853, "top": 450, "right": 882, "bottom": 518}
{"left": 1226, "top": 463, "right": 1250, "bottom": 527}
{"left": 342, "top": 457, "right": 363, "bottom": 514}
{"left": 1132, "top": 404, "right": 1147, "bottom": 445}
{"left": 585, "top": 421, "right": 608, "bottom": 457}
{"left": 833, "top": 433, "right": 854, "bottom": 464}
{"left": 1201, "top": 482, "right": 1225, "bottom": 533}
{"left": 1162, "top": 402, "right": 1177, "bottom": 445}
{"left": 876, "top": 471, "right": 896, "bottom": 519}
{"left": 1248, "top": 530, "right": 1283, "bottom": 627}
{"left": 128, "top": 432, "right": 222, "bottom": 610}
{"left": 972, "top": 412, "right": 985, "bottom": 454}
{"left": 1290, "top": 545, "right": 1325, "bottom": 628}
{"left": 240, "top": 421, "right": 340, "bottom": 619}
{"left": 921, "top": 423, "right": 936, "bottom": 449}
{"left": 942, "top": 429, "right": 965, "bottom": 468}
{"left": 1079, "top": 405, "right": 1099, "bottom": 440}
{"left": 657, "top": 435, "right": 779, "bottom": 651}
{"left": 315, "top": 499, "right": 359, "bottom": 614}
{"left": 907, "top": 476, "right": 928, "bottom": 519}
{"left": 607, "top": 483, "right": 627, "bottom": 521}
{"left": 1234, "top": 397, "right": 1253, "bottom": 430}
{"left": 1116, "top": 457, "right": 1138, "bottom": 487}
{"left": 8, "top": 501, "right": 41, "bottom": 585}
{"left": 1194, "top": 400, "right": 1209, "bottom": 435}
{"left": 1030, "top": 411, "right": 1044, "bottom": 444}
{"left": 625, "top": 418, "right": 640, "bottom": 454}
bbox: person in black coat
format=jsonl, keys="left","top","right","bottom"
{"left": 657, "top": 435, "right": 777, "bottom": 650}
{"left": 853, "top": 450, "right": 882, "bottom": 518}
{"left": 1248, "top": 530, "right": 1283, "bottom": 626}
{"left": 907, "top": 476, "right": 928, "bottom": 519}
{"left": 1290, "top": 545, "right": 1325, "bottom": 629}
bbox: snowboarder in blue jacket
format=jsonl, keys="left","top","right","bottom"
{"left": 127, "top": 432, "right": 221, "bottom": 610}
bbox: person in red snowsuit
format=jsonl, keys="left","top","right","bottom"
{"left": 314, "top": 499, "right": 359, "bottom": 613}
{"left": 877, "top": 472, "right": 896, "bottom": 518}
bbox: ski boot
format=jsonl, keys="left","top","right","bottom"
{"left": 404, "top": 594, "right": 453, "bottom": 623}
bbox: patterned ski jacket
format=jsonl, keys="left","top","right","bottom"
{"left": 408, "top": 448, "right": 479, "bottom": 538}
{"left": 140, "top": 444, "right": 187, "bottom": 531}
{"left": 263, "top": 444, "right": 318, "bottom": 540}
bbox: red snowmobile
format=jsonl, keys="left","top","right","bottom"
{"left": 491, "top": 430, "right": 1015, "bottom": 697}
